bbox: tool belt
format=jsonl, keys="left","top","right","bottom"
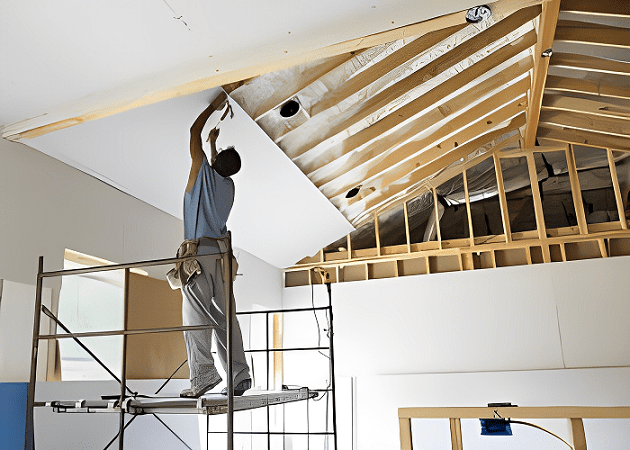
{"left": 166, "top": 239, "right": 202, "bottom": 290}
{"left": 166, "top": 235, "right": 238, "bottom": 290}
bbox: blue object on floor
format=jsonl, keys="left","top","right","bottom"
{"left": 480, "top": 418, "right": 513, "bottom": 436}
{"left": 1, "top": 382, "right": 28, "bottom": 449}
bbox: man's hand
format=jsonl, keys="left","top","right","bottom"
{"left": 208, "top": 126, "right": 220, "bottom": 144}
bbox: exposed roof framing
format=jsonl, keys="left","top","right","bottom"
{"left": 229, "top": 2, "right": 546, "bottom": 227}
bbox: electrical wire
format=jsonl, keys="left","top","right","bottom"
{"left": 508, "top": 420, "right": 574, "bottom": 450}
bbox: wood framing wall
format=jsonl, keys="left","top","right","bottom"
{"left": 285, "top": 143, "right": 630, "bottom": 287}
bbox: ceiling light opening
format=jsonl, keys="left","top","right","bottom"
{"left": 280, "top": 99, "right": 301, "bottom": 118}
{"left": 346, "top": 185, "right": 362, "bottom": 199}
{"left": 466, "top": 5, "right": 491, "bottom": 23}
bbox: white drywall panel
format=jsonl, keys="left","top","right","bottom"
{"left": 0, "top": 280, "right": 51, "bottom": 382}
{"left": 356, "top": 367, "right": 630, "bottom": 450}
{"left": 551, "top": 256, "right": 630, "bottom": 368}
{"left": 27, "top": 90, "right": 353, "bottom": 268}
{"left": 324, "top": 265, "right": 565, "bottom": 375}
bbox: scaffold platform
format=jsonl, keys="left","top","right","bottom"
{"left": 37, "top": 388, "right": 317, "bottom": 416}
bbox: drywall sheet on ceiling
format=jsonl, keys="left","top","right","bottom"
{"left": 27, "top": 89, "right": 353, "bottom": 268}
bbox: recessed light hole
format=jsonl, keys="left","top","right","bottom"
{"left": 280, "top": 99, "right": 300, "bottom": 118}
{"left": 346, "top": 186, "right": 361, "bottom": 198}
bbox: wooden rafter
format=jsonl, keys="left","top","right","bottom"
{"left": 544, "top": 74, "right": 630, "bottom": 101}
{"left": 542, "top": 95, "right": 630, "bottom": 120}
{"left": 279, "top": 5, "right": 542, "bottom": 158}
{"left": 524, "top": 0, "right": 560, "bottom": 147}
{"left": 554, "top": 20, "right": 630, "bottom": 48}
{"left": 309, "top": 24, "right": 467, "bottom": 116}
{"left": 560, "top": 0, "right": 630, "bottom": 17}
{"left": 296, "top": 29, "right": 537, "bottom": 174}
{"left": 344, "top": 113, "right": 528, "bottom": 222}
{"left": 538, "top": 126, "right": 630, "bottom": 150}
{"left": 539, "top": 109, "right": 630, "bottom": 138}
{"left": 325, "top": 78, "right": 531, "bottom": 204}
{"left": 549, "top": 53, "right": 630, "bottom": 76}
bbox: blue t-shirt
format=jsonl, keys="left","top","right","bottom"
{"left": 183, "top": 154, "right": 234, "bottom": 240}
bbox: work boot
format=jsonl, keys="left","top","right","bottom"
{"left": 221, "top": 378, "right": 252, "bottom": 397}
{"left": 180, "top": 371, "right": 222, "bottom": 398}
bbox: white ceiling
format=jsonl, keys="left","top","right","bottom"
{"left": 0, "top": 0, "right": 482, "bottom": 267}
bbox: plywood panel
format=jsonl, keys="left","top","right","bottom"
{"left": 126, "top": 272, "right": 189, "bottom": 380}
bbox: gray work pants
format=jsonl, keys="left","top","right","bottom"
{"left": 181, "top": 241, "right": 250, "bottom": 386}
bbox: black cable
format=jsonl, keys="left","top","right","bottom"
{"left": 154, "top": 359, "right": 188, "bottom": 395}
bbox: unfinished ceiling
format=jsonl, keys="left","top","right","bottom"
{"left": 2, "top": 0, "right": 630, "bottom": 271}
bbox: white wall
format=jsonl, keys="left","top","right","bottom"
{"left": 0, "top": 138, "right": 284, "bottom": 448}
{"left": 283, "top": 256, "right": 630, "bottom": 449}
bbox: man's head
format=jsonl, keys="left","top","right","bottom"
{"left": 212, "top": 146, "right": 241, "bottom": 178}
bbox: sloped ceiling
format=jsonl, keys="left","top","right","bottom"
{"left": 2, "top": 0, "right": 629, "bottom": 266}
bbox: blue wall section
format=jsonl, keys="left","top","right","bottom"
{"left": 0, "top": 382, "right": 28, "bottom": 450}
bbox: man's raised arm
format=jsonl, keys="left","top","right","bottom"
{"left": 186, "top": 92, "right": 228, "bottom": 192}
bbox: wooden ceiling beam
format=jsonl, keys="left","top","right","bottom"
{"left": 539, "top": 109, "right": 630, "bottom": 137}
{"left": 537, "top": 126, "right": 630, "bottom": 150}
{"left": 337, "top": 105, "right": 528, "bottom": 219}
{"left": 559, "top": 0, "right": 630, "bottom": 17}
{"left": 549, "top": 53, "right": 630, "bottom": 76}
{"left": 321, "top": 78, "right": 531, "bottom": 200}
{"left": 311, "top": 57, "right": 533, "bottom": 188}
{"left": 544, "top": 74, "right": 630, "bottom": 100}
{"left": 542, "top": 95, "right": 630, "bottom": 120}
{"left": 280, "top": 4, "right": 542, "bottom": 158}
{"left": 310, "top": 24, "right": 467, "bottom": 117}
{"left": 554, "top": 20, "right": 630, "bottom": 48}
{"left": 296, "top": 29, "right": 537, "bottom": 174}
{"left": 524, "top": 0, "right": 560, "bottom": 147}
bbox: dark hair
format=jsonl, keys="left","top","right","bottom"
{"left": 212, "top": 147, "right": 241, "bottom": 177}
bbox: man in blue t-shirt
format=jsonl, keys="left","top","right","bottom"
{"left": 179, "top": 95, "right": 251, "bottom": 398}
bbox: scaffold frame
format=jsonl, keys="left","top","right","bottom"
{"left": 26, "top": 240, "right": 338, "bottom": 450}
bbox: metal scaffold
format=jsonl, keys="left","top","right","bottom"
{"left": 25, "top": 240, "right": 338, "bottom": 450}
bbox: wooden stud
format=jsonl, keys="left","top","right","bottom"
{"left": 463, "top": 169, "right": 475, "bottom": 247}
{"left": 524, "top": 0, "right": 560, "bottom": 147}
{"left": 570, "top": 418, "right": 588, "bottom": 450}
{"left": 374, "top": 213, "right": 382, "bottom": 257}
{"left": 598, "top": 239, "right": 608, "bottom": 258}
{"left": 526, "top": 152, "right": 551, "bottom": 262}
{"left": 399, "top": 418, "right": 413, "bottom": 450}
{"left": 449, "top": 418, "right": 463, "bottom": 450}
{"left": 403, "top": 202, "right": 412, "bottom": 253}
{"left": 347, "top": 234, "right": 353, "bottom": 259}
{"left": 494, "top": 153, "right": 512, "bottom": 242}
{"left": 525, "top": 246, "right": 532, "bottom": 264}
{"left": 273, "top": 313, "right": 284, "bottom": 391}
{"left": 432, "top": 188, "right": 443, "bottom": 249}
{"left": 607, "top": 148, "right": 628, "bottom": 230}
{"left": 565, "top": 144, "right": 588, "bottom": 234}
